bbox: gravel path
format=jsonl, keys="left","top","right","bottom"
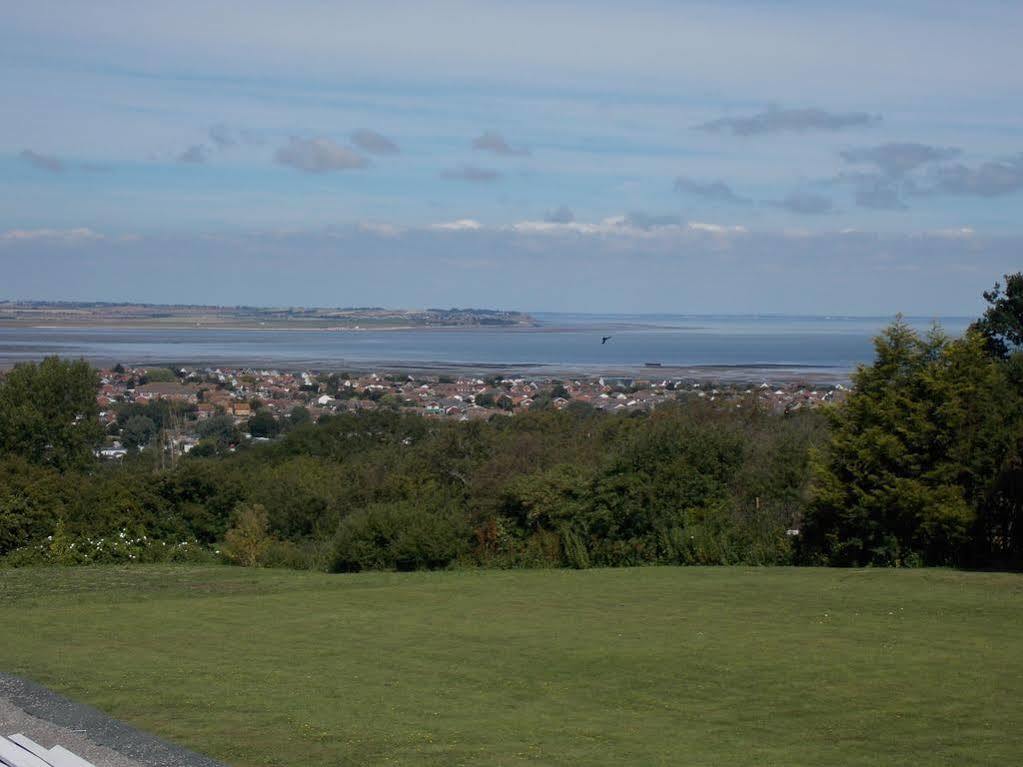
{"left": 0, "top": 674, "right": 227, "bottom": 767}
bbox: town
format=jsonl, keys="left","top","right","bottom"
{"left": 94, "top": 363, "right": 848, "bottom": 458}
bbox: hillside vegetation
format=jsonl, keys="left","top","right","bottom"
{"left": 1, "top": 274, "right": 1021, "bottom": 570}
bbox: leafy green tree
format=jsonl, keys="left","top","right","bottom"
{"left": 550, "top": 384, "right": 571, "bottom": 400}
{"left": 973, "top": 272, "right": 1023, "bottom": 359}
{"left": 0, "top": 357, "right": 102, "bottom": 470}
{"left": 248, "top": 456, "right": 343, "bottom": 539}
{"left": 378, "top": 393, "right": 405, "bottom": 411}
{"left": 804, "top": 321, "right": 1020, "bottom": 565}
{"left": 223, "top": 503, "right": 273, "bottom": 567}
{"left": 505, "top": 464, "right": 593, "bottom": 567}
{"left": 138, "top": 367, "right": 176, "bottom": 384}
{"left": 332, "top": 500, "right": 470, "bottom": 572}
{"left": 0, "top": 457, "right": 66, "bottom": 555}
{"left": 116, "top": 399, "right": 184, "bottom": 431}
{"left": 288, "top": 405, "right": 312, "bottom": 428}
{"left": 121, "top": 415, "right": 157, "bottom": 449}
{"left": 197, "top": 414, "right": 240, "bottom": 451}
{"left": 248, "top": 410, "right": 281, "bottom": 439}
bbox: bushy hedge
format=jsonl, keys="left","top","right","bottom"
{"left": 1, "top": 401, "right": 825, "bottom": 571}
{"left": 332, "top": 500, "right": 471, "bottom": 572}
{"left": 2, "top": 528, "right": 217, "bottom": 567}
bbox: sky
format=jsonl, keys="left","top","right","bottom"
{"left": 1, "top": 0, "right": 1021, "bottom": 314}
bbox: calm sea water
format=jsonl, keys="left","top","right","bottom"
{"left": 0, "top": 314, "right": 971, "bottom": 379}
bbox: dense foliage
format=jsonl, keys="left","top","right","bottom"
{"left": 1, "top": 273, "right": 1021, "bottom": 570}
{"left": 0, "top": 357, "right": 102, "bottom": 471}
{"left": 803, "top": 322, "right": 1023, "bottom": 566}
{"left": 0, "top": 387, "right": 824, "bottom": 569}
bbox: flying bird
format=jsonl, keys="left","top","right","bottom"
{"left": 601, "top": 336, "right": 612, "bottom": 344}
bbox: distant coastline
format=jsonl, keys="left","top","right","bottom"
{"left": 0, "top": 301, "right": 535, "bottom": 330}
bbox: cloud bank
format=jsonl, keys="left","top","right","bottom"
{"left": 441, "top": 164, "right": 500, "bottom": 182}
{"left": 698, "top": 107, "right": 879, "bottom": 136}
{"left": 2, "top": 223, "right": 1013, "bottom": 315}
{"left": 177, "top": 145, "right": 209, "bottom": 164}
{"left": 929, "top": 154, "right": 1023, "bottom": 197}
{"left": 472, "top": 131, "right": 530, "bottom": 156}
{"left": 840, "top": 142, "right": 960, "bottom": 177}
{"left": 773, "top": 192, "right": 834, "bottom": 215}
{"left": 674, "top": 177, "right": 750, "bottom": 204}
{"left": 20, "top": 149, "right": 64, "bottom": 172}
{"left": 274, "top": 137, "right": 369, "bottom": 173}
{"left": 350, "top": 130, "right": 400, "bottom": 155}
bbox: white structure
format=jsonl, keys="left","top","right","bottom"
{"left": 1, "top": 733, "right": 96, "bottom": 767}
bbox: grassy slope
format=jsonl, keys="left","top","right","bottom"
{"left": 0, "top": 566, "right": 1020, "bottom": 767}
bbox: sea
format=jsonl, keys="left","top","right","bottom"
{"left": 0, "top": 314, "right": 972, "bottom": 382}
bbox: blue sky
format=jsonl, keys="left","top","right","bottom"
{"left": 1, "top": 1, "right": 1021, "bottom": 314}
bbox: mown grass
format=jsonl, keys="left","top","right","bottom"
{"left": 1, "top": 565, "right": 1021, "bottom": 766}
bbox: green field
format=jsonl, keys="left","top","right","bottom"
{"left": 1, "top": 566, "right": 1021, "bottom": 766}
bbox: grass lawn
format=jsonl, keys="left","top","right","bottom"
{"left": 1, "top": 566, "right": 1021, "bottom": 766}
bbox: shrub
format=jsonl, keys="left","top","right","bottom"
{"left": 222, "top": 503, "right": 273, "bottom": 567}
{"left": 0, "top": 527, "right": 217, "bottom": 567}
{"left": 0, "top": 457, "right": 65, "bottom": 556}
{"left": 332, "top": 501, "right": 471, "bottom": 572}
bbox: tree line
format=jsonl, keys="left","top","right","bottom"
{"left": 1, "top": 274, "right": 1020, "bottom": 570}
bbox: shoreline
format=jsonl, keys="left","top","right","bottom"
{"left": 0, "top": 354, "right": 852, "bottom": 384}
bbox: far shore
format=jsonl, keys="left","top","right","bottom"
{"left": 0, "top": 320, "right": 535, "bottom": 332}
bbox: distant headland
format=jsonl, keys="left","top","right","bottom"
{"left": 0, "top": 301, "right": 535, "bottom": 329}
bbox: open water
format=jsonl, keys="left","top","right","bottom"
{"left": 0, "top": 314, "right": 972, "bottom": 380}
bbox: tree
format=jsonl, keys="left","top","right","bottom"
{"left": 121, "top": 415, "right": 157, "bottom": 449}
{"left": 973, "top": 272, "right": 1023, "bottom": 359}
{"left": 0, "top": 357, "right": 102, "bottom": 470}
{"left": 247, "top": 410, "right": 280, "bottom": 439}
{"left": 223, "top": 503, "right": 273, "bottom": 566}
{"left": 138, "top": 367, "right": 176, "bottom": 384}
{"left": 197, "top": 414, "right": 240, "bottom": 450}
{"left": 0, "top": 456, "right": 66, "bottom": 555}
{"left": 288, "top": 405, "right": 311, "bottom": 427}
{"left": 803, "top": 321, "right": 1020, "bottom": 565}
{"left": 550, "top": 384, "right": 571, "bottom": 400}
{"left": 115, "top": 399, "right": 182, "bottom": 431}
{"left": 332, "top": 500, "right": 470, "bottom": 572}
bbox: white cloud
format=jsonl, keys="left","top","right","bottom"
{"left": 687, "top": 222, "right": 747, "bottom": 234}
{"left": 505, "top": 217, "right": 746, "bottom": 238}
{"left": 509, "top": 218, "right": 626, "bottom": 236}
{"left": 0, "top": 227, "right": 104, "bottom": 242}
{"left": 929, "top": 226, "right": 975, "bottom": 239}
{"left": 430, "top": 219, "right": 484, "bottom": 231}
{"left": 357, "top": 221, "right": 403, "bottom": 237}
